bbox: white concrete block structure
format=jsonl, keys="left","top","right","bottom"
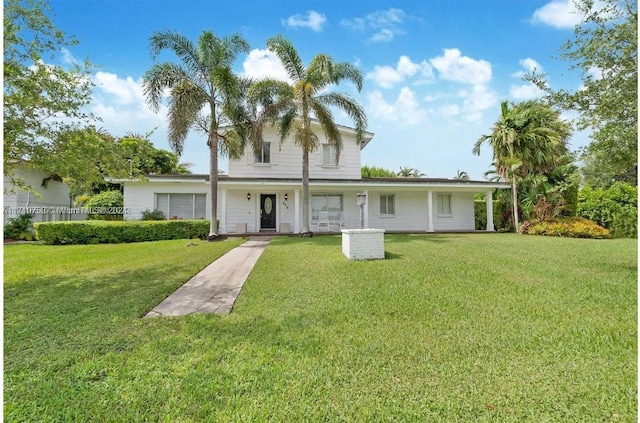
{"left": 342, "top": 229, "right": 385, "bottom": 260}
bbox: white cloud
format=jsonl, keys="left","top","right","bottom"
{"left": 241, "top": 49, "right": 291, "bottom": 82}
{"left": 371, "top": 29, "right": 395, "bottom": 42}
{"left": 367, "top": 87, "right": 427, "bottom": 125}
{"left": 531, "top": 0, "right": 600, "bottom": 29}
{"left": 430, "top": 49, "right": 492, "bottom": 86}
{"left": 93, "top": 72, "right": 144, "bottom": 105}
{"left": 366, "top": 56, "right": 434, "bottom": 88}
{"left": 511, "top": 58, "right": 543, "bottom": 77}
{"left": 510, "top": 83, "right": 544, "bottom": 100}
{"left": 458, "top": 85, "right": 497, "bottom": 122}
{"left": 283, "top": 10, "right": 327, "bottom": 32}
{"left": 438, "top": 104, "right": 461, "bottom": 117}
{"left": 341, "top": 8, "right": 408, "bottom": 42}
{"left": 61, "top": 48, "right": 78, "bottom": 65}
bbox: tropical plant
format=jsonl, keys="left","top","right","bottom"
{"left": 454, "top": 170, "right": 470, "bottom": 180}
{"left": 397, "top": 166, "right": 425, "bottom": 177}
{"left": 361, "top": 165, "right": 396, "bottom": 178}
{"left": 473, "top": 100, "right": 572, "bottom": 229}
{"left": 4, "top": 213, "right": 34, "bottom": 241}
{"left": 526, "top": 0, "right": 637, "bottom": 186}
{"left": 577, "top": 182, "right": 637, "bottom": 238}
{"left": 142, "top": 30, "right": 250, "bottom": 238}
{"left": 248, "top": 35, "right": 367, "bottom": 234}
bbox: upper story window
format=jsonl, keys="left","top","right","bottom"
{"left": 437, "top": 193, "right": 452, "bottom": 216}
{"left": 380, "top": 194, "right": 395, "bottom": 215}
{"left": 322, "top": 144, "right": 337, "bottom": 166}
{"left": 254, "top": 142, "right": 271, "bottom": 164}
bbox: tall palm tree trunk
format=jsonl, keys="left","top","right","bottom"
{"left": 209, "top": 132, "right": 219, "bottom": 237}
{"left": 511, "top": 175, "right": 519, "bottom": 230}
{"left": 301, "top": 147, "right": 310, "bottom": 234}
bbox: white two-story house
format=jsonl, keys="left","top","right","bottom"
{"left": 121, "top": 120, "right": 509, "bottom": 233}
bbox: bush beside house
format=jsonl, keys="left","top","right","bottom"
{"left": 577, "top": 182, "right": 637, "bottom": 238}
{"left": 474, "top": 199, "right": 507, "bottom": 231}
{"left": 519, "top": 217, "right": 611, "bottom": 239}
{"left": 35, "top": 220, "right": 209, "bottom": 244}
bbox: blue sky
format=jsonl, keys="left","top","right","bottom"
{"left": 49, "top": 0, "right": 590, "bottom": 179}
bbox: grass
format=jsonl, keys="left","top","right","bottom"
{"left": 4, "top": 234, "right": 637, "bottom": 422}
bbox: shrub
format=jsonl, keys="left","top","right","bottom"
{"left": 474, "top": 199, "right": 507, "bottom": 231}
{"left": 4, "top": 214, "right": 35, "bottom": 241}
{"left": 577, "top": 182, "right": 637, "bottom": 238}
{"left": 85, "top": 190, "right": 124, "bottom": 221}
{"left": 34, "top": 220, "right": 210, "bottom": 245}
{"left": 141, "top": 209, "right": 165, "bottom": 220}
{"left": 519, "top": 217, "right": 611, "bottom": 239}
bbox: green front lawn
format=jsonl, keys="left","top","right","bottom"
{"left": 4, "top": 234, "right": 637, "bottom": 421}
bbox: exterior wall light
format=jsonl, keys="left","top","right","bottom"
{"left": 247, "top": 193, "right": 251, "bottom": 201}
{"left": 284, "top": 193, "right": 288, "bottom": 201}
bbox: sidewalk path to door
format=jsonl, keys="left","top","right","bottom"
{"left": 145, "top": 237, "right": 271, "bottom": 318}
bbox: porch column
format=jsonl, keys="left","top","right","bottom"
{"left": 294, "top": 189, "right": 300, "bottom": 233}
{"left": 426, "top": 190, "right": 434, "bottom": 232}
{"left": 220, "top": 188, "right": 227, "bottom": 234}
{"left": 363, "top": 190, "right": 369, "bottom": 229}
{"left": 486, "top": 190, "right": 495, "bottom": 232}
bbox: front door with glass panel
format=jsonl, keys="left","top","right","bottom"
{"left": 260, "top": 194, "right": 276, "bottom": 230}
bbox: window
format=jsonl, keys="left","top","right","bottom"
{"left": 254, "top": 142, "right": 271, "bottom": 164}
{"left": 311, "top": 194, "right": 343, "bottom": 221}
{"left": 322, "top": 144, "right": 337, "bottom": 166}
{"left": 155, "top": 193, "right": 206, "bottom": 219}
{"left": 437, "top": 193, "right": 452, "bottom": 216}
{"left": 380, "top": 194, "right": 395, "bottom": 215}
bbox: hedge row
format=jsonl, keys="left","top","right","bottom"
{"left": 34, "top": 220, "right": 210, "bottom": 245}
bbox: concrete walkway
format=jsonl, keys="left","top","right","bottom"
{"left": 145, "top": 237, "right": 271, "bottom": 318}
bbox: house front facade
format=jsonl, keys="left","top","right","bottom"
{"left": 121, "top": 122, "right": 509, "bottom": 233}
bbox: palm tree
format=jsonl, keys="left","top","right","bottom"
{"left": 454, "top": 170, "right": 470, "bottom": 180}
{"left": 143, "top": 30, "right": 250, "bottom": 238}
{"left": 397, "top": 166, "right": 425, "bottom": 177}
{"left": 473, "top": 100, "right": 571, "bottom": 229}
{"left": 248, "top": 35, "right": 367, "bottom": 234}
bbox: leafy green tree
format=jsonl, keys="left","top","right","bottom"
{"left": 4, "top": 0, "right": 94, "bottom": 189}
{"left": 527, "top": 0, "right": 637, "bottom": 186}
{"left": 33, "top": 127, "right": 130, "bottom": 197}
{"left": 143, "top": 30, "right": 250, "bottom": 238}
{"left": 249, "top": 35, "right": 367, "bottom": 234}
{"left": 397, "top": 166, "right": 425, "bottom": 177}
{"left": 361, "top": 165, "right": 396, "bottom": 178}
{"left": 474, "top": 100, "right": 572, "bottom": 228}
{"left": 118, "top": 136, "right": 189, "bottom": 175}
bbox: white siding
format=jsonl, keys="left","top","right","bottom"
{"left": 432, "top": 192, "right": 475, "bottom": 231}
{"left": 229, "top": 126, "right": 362, "bottom": 179}
{"left": 124, "top": 181, "right": 219, "bottom": 221}
{"left": 3, "top": 168, "right": 73, "bottom": 224}
{"left": 368, "top": 191, "right": 429, "bottom": 231}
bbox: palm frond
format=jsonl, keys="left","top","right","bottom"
{"left": 315, "top": 92, "right": 368, "bottom": 144}
{"left": 311, "top": 101, "right": 342, "bottom": 162}
{"left": 149, "top": 30, "right": 204, "bottom": 78}
{"left": 142, "top": 62, "right": 193, "bottom": 112}
{"left": 167, "top": 81, "right": 206, "bottom": 155}
{"left": 266, "top": 35, "right": 306, "bottom": 82}
{"left": 331, "top": 62, "right": 364, "bottom": 91}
